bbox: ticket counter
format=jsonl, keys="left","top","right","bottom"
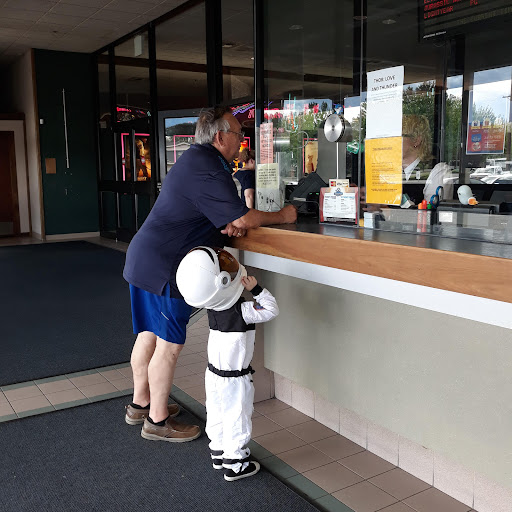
{"left": 233, "top": 225, "right": 512, "bottom": 510}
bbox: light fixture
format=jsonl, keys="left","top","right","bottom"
{"left": 382, "top": 18, "right": 396, "bottom": 24}
{"left": 289, "top": 24, "right": 303, "bottom": 30}
{"left": 222, "top": 42, "right": 235, "bottom": 48}
{"left": 353, "top": 15, "right": 367, "bottom": 20}
{"left": 134, "top": 34, "right": 143, "bottom": 57}
{"left": 250, "top": 57, "right": 254, "bottom": 60}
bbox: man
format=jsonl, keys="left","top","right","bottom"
{"left": 123, "top": 106, "right": 297, "bottom": 442}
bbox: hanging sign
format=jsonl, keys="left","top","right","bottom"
{"left": 366, "top": 66, "right": 404, "bottom": 140}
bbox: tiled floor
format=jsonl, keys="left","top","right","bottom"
{"left": 0, "top": 235, "right": 477, "bottom": 512}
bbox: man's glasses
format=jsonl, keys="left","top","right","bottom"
{"left": 224, "top": 129, "right": 245, "bottom": 140}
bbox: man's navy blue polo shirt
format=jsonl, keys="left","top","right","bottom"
{"left": 123, "top": 143, "right": 249, "bottom": 298}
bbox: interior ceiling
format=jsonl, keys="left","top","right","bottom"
{"left": 0, "top": 0, "right": 185, "bottom": 67}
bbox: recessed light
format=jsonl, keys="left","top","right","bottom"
{"left": 382, "top": 18, "right": 396, "bottom": 24}
{"left": 289, "top": 24, "right": 303, "bottom": 30}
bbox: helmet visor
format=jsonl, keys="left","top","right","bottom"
{"left": 186, "top": 247, "right": 240, "bottom": 281}
{"left": 213, "top": 248, "right": 240, "bottom": 280}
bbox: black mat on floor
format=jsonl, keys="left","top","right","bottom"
{"left": 1, "top": 397, "right": 319, "bottom": 512}
{"left": 0, "top": 241, "right": 135, "bottom": 386}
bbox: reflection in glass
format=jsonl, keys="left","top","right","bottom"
{"left": 97, "top": 52, "right": 115, "bottom": 180}
{"left": 155, "top": 3, "right": 208, "bottom": 111}
{"left": 222, "top": 0, "right": 254, "bottom": 102}
{"left": 115, "top": 31, "right": 151, "bottom": 120}
{"left": 164, "top": 116, "right": 197, "bottom": 173}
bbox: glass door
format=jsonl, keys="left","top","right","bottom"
{"left": 98, "top": 115, "right": 155, "bottom": 243}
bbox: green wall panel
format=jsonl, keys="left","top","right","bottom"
{"left": 35, "top": 49, "right": 99, "bottom": 235}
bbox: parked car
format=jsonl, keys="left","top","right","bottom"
{"left": 470, "top": 166, "right": 504, "bottom": 180}
{"left": 482, "top": 173, "right": 512, "bottom": 184}
{"left": 491, "top": 174, "right": 512, "bottom": 184}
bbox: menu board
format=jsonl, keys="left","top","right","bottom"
{"left": 420, "top": 0, "right": 512, "bottom": 40}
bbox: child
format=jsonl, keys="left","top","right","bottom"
{"left": 176, "top": 246, "right": 279, "bottom": 481}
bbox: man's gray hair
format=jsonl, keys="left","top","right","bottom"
{"left": 195, "top": 106, "right": 232, "bottom": 144}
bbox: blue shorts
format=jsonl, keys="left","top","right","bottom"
{"left": 129, "top": 284, "right": 192, "bottom": 344}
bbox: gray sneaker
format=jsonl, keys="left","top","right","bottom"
{"left": 125, "top": 403, "right": 180, "bottom": 425}
{"left": 141, "top": 416, "right": 201, "bottom": 443}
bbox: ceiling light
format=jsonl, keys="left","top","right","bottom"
{"left": 353, "top": 15, "right": 367, "bottom": 20}
{"left": 382, "top": 18, "right": 396, "bottom": 24}
{"left": 289, "top": 24, "right": 303, "bottom": 30}
{"left": 250, "top": 57, "right": 254, "bottom": 60}
{"left": 222, "top": 42, "right": 235, "bottom": 48}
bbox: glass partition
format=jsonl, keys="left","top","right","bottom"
{"left": 222, "top": 0, "right": 254, "bottom": 103}
{"left": 155, "top": 2, "right": 208, "bottom": 111}
{"left": 258, "top": 0, "right": 512, "bottom": 245}
{"left": 260, "top": 0, "right": 356, "bottom": 213}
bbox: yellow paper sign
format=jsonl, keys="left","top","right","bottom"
{"left": 365, "top": 137, "right": 402, "bottom": 205}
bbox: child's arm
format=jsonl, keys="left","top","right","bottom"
{"left": 240, "top": 276, "right": 279, "bottom": 324}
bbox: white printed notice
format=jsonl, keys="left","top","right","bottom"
{"left": 323, "top": 191, "right": 356, "bottom": 219}
{"left": 256, "top": 163, "right": 280, "bottom": 211}
{"left": 366, "top": 66, "right": 404, "bottom": 140}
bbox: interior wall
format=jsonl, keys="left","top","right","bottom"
{"left": 253, "top": 268, "right": 512, "bottom": 492}
{"left": 2, "top": 50, "right": 43, "bottom": 237}
{"left": 0, "top": 121, "right": 29, "bottom": 233}
{"left": 34, "top": 49, "right": 99, "bottom": 235}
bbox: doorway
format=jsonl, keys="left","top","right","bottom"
{"left": 0, "top": 131, "right": 20, "bottom": 237}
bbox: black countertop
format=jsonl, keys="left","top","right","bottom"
{"left": 266, "top": 217, "right": 512, "bottom": 260}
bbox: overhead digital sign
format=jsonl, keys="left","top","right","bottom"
{"left": 420, "top": 0, "right": 512, "bottom": 40}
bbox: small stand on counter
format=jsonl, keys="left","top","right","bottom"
{"left": 319, "top": 186, "right": 359, "bottom": 225}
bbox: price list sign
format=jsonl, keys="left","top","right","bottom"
{"left": 420, "top": 0, "right": 512, "bottom": 40}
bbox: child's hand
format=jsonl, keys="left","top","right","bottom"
{"left": 242, "top": 276, "right": 257, "bottom": 291}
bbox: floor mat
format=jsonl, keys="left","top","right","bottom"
{"left": 1, "top": 397, "right": 320, "bottom": 512}
{"left": 1, "top": 241, "right": 134, "bottom": 385}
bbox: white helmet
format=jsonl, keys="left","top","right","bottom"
{"left": 176, "top": 247, "right": 247, "bottom": 311}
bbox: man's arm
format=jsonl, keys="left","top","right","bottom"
{"left": 231, "top": 205, "right": 297, "bottom": 230}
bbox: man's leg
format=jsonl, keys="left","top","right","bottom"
{"left": 130, "top": 331, "right": 157, "bottom": 407}
{"left": 141, "top": 336, "right": 201, "bottom": 442}
{"left": 147, "top": 337, "right": 183, "bottom": 422}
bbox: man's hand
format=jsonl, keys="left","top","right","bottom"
{"left": 242, "top": 276, "right": 257, "bottom": 291}
{"left": 221, "top": 223, "right": 247, "bottom": 238}
{"left": 280, "top": 205, "right": 298, "bottom": 224}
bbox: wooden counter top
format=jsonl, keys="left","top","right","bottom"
{"left": 232, "top": 224, "right": 512, "bottom": 304}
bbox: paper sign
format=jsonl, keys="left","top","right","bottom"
{"left": 323, "top": 192, "right": 356, "bottom": 219}
{"left": 365, "top": 137, "right": 402, "bottom": 205}
{"left": 256, "top": 163, "right": 279, "bottom": 189}
{"left": 256, "top": 163, "right": 280, "bottom": 211}
{"left": 366, "top": 66, "right": 404, "bottom": 139}
{"left": 259, "top": 122, "right": 274, "bottom": 164}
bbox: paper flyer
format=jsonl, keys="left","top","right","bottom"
{"left": 365, "top": 137, "right": 403, "bottom": 205}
